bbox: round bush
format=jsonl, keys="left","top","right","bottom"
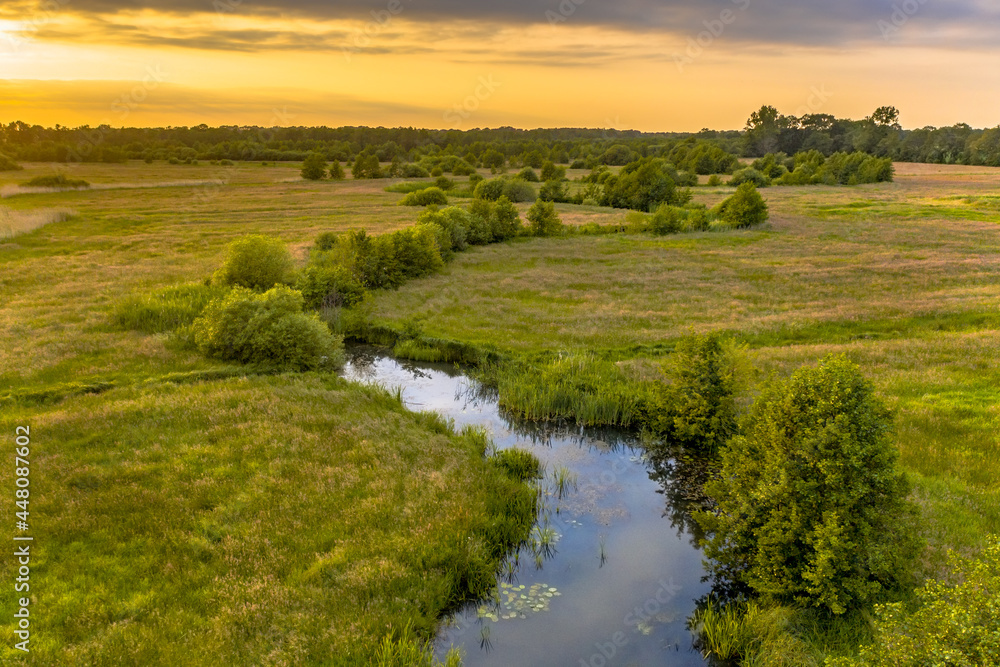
{"left": 400, "top": 186, "right": 448, "bottom": 206}
{"left": 712, "top": 182, "right": 769, "bottom": 229}
{"left": 727, "top": 167, "right": 771, "bottom": 188}
{"left": 502, "top": 179, "right": 537, "bottom": 203}
{"left": 213, "top": 234, "right": 294, "bottom": 290}
{"left": 526, "top": 200, "right": 563, "bottom": 237}
{"left": 193, "top": 285, "right": 345, "bottom": 370}
{"left": 698, "top": 355, "right": 920, "bottom": 614}
{"left": 516, "top": 167, "right": 540, "bottom": 182}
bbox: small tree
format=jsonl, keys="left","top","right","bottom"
{"left": 526, "top": 200, "right": 563, "bottom": 237}
{"left": 491, "top": 196, "right": 523, "bottom": 240}
{"left": 712, "top": 182, "right": 768, "bottom": 228}
{"left": 193, "top": 285, "right": 344, "bottom": 370}
{"left": 301, "top": 152, "right": 327, "bottom": 180}
{"left": 213, "top": 235, "right": 294, "bottom": 290}
{"left": 697, "top": 355, "right": 921, "bottom": 615}
{"left": 328, "top": 160, "right": 345, "bottom": 180}
{"left": 648, "top": 333, "right": 737, "bottom": 451}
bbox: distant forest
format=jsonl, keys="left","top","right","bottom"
{"left": 2, "top": 105, "right": 999, "bottom": 167}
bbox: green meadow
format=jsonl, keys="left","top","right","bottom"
{"left": 1, "top": 159, "right": 998, "bottom": 663}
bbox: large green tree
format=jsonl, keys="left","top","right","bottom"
{"left": 697, "top": 356, "right": 921, "bottom": 615}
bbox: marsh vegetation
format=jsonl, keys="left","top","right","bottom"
{"left": 1, "top": 148, "right": 998, "bottom": 664}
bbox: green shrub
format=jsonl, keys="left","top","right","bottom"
{"left": 727, "top": 167, "right": 771, "bottom": 188}
{"left": 111, "top": 282, "right": 228, "bottom": 333}
{"left": 751, "top": 153, "right": 790, "bottom": 179}
{"left": 468, "top": 173, "right": 484, "bottom": 187}
{"left": 540, "top": 161, "right": 566, "bottom": 181}
{"left": 315, "top": 231, "right": 339, "bottom": 251}
{"left": 434, "top": 175, "right": 454, "bottom": 191}
{"left": 698, "top": 355, "right": 921, "bottom": 615}
{"left": 329, "top": 160, "right": 346, "bottom": 180}
{"left": 526, "top": 200, "right": 563, "bottom": 236}
{"left": 828, "top": 536, "right": 1000, "bottom": 666}
{"left": 599, "top": 158, "right": 685, "bottom": 211}
{"left": 391, "top": 225, "right": 445, "bottom": 280}
{"left": 301, "top": 152, "right": 327, "bottom": 180}
{"left": 516, "top": 167, "right": 540, "bottom": 182}
{"left": 648, "top": 333, "right": 738, "bottom": 452}
{"left": 295, "top": 262, "right": 366, "bottom": 309}
{"left": 193, "top": 285, "right": 345, "bottom": 370}
{"left": 213, "top": 234, "right": 294, "bottom": 290}
{"left": 401, "top": 163, "right": 430, "bottom": 178}
{"left": 539, "top": 179, "right": 569, "bottom": 203}
{"left": 219, "top": 159, "right": 234, "bottom": 166}
{"left": 706, "top": 174, "right": 723, "bottom": 187}
{"left": 400, "top": 187, "right": 449, "bottom": 206}
{"left": 474, "top": 177, "right": 536, "bottom": 203}
{"left": 490, "top": 196, "right": 523, "bottom": 241}
{"left": 650, "top": 204, "right": 683, "bottom": 235}
{"left": 712, "top": 182, "right": 769, "bottom": 228}
{"left": 418, "top": 206, "right": 471, "bottom": 254}
{"left": 0, "top": 152, "right": 22, "bottom": 171}
{"left": 501, "top": 178, "right": 536, "bottom": 203}
{"left": 22, "top": 174, "right": 90, "bottom": 189}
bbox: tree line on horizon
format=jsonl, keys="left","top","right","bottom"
{"left": 2, "top": 105, "right": 999, "bottom": 169}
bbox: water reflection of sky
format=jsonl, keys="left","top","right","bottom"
{"left": 343, "top": 348, "right": 710, "bottom": 666}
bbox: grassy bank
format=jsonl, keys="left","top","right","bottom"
{"left": 0, "top": 374, "right": 536, "bottom": 664}
{"left": 0, "top": 163, "right": 545, "bottom": 664}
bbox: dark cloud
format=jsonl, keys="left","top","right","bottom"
{"left": 14, "top": 0, "right": 1000, "bottom": 50}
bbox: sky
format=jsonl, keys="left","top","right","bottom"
{"left": 1, "top": 0, "right": 999, "bottom": 132}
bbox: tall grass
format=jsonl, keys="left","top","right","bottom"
{"left": 480, "top": 353, "right": 650, "bottom": 427}
{"left": 111, "top": 282, "right": 228, "bottom": 333}
{"left": 0, "top": 205, "right": 75, "bottom": 239}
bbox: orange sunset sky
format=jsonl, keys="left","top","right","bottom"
{"left": 1, "top": 0, "right": 999, "bottom": 131}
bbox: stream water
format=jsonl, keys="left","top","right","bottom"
{"left": 343, "top": 347, "right": 710, "bottom": 666}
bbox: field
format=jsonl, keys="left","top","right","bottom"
{"left": 1, "top": 160, "right": 998, "bottom": 662}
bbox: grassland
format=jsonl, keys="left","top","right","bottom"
{"left": 1, "top": 160, "right": 997, "bottom": 663}
{"left": 364, "top": 163, "right": 1000, "bottom": 567}
{"left": 0, "top": 161, "right": 541, "bottom": 665}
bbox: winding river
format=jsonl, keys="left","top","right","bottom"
{"left": 343, "top": 347, "right": 710, "bottom": 666}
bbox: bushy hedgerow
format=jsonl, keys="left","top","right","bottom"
{"left": 759, "top": 150, "right": 895, "bottom": 185}
{"left": 193, "top": 285, "right": 345, "bottom": 370}
{"left": 213, "top": 234, "right": 294, "bottom": 290}
{"left": 400, "top": 186, "right": 449, "bottom": 206}
{"left": 697, "top": 355, "right": 921, "bottom": 615}
{"left": 711, "top": 182, "right": 769, "bottom": 229}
